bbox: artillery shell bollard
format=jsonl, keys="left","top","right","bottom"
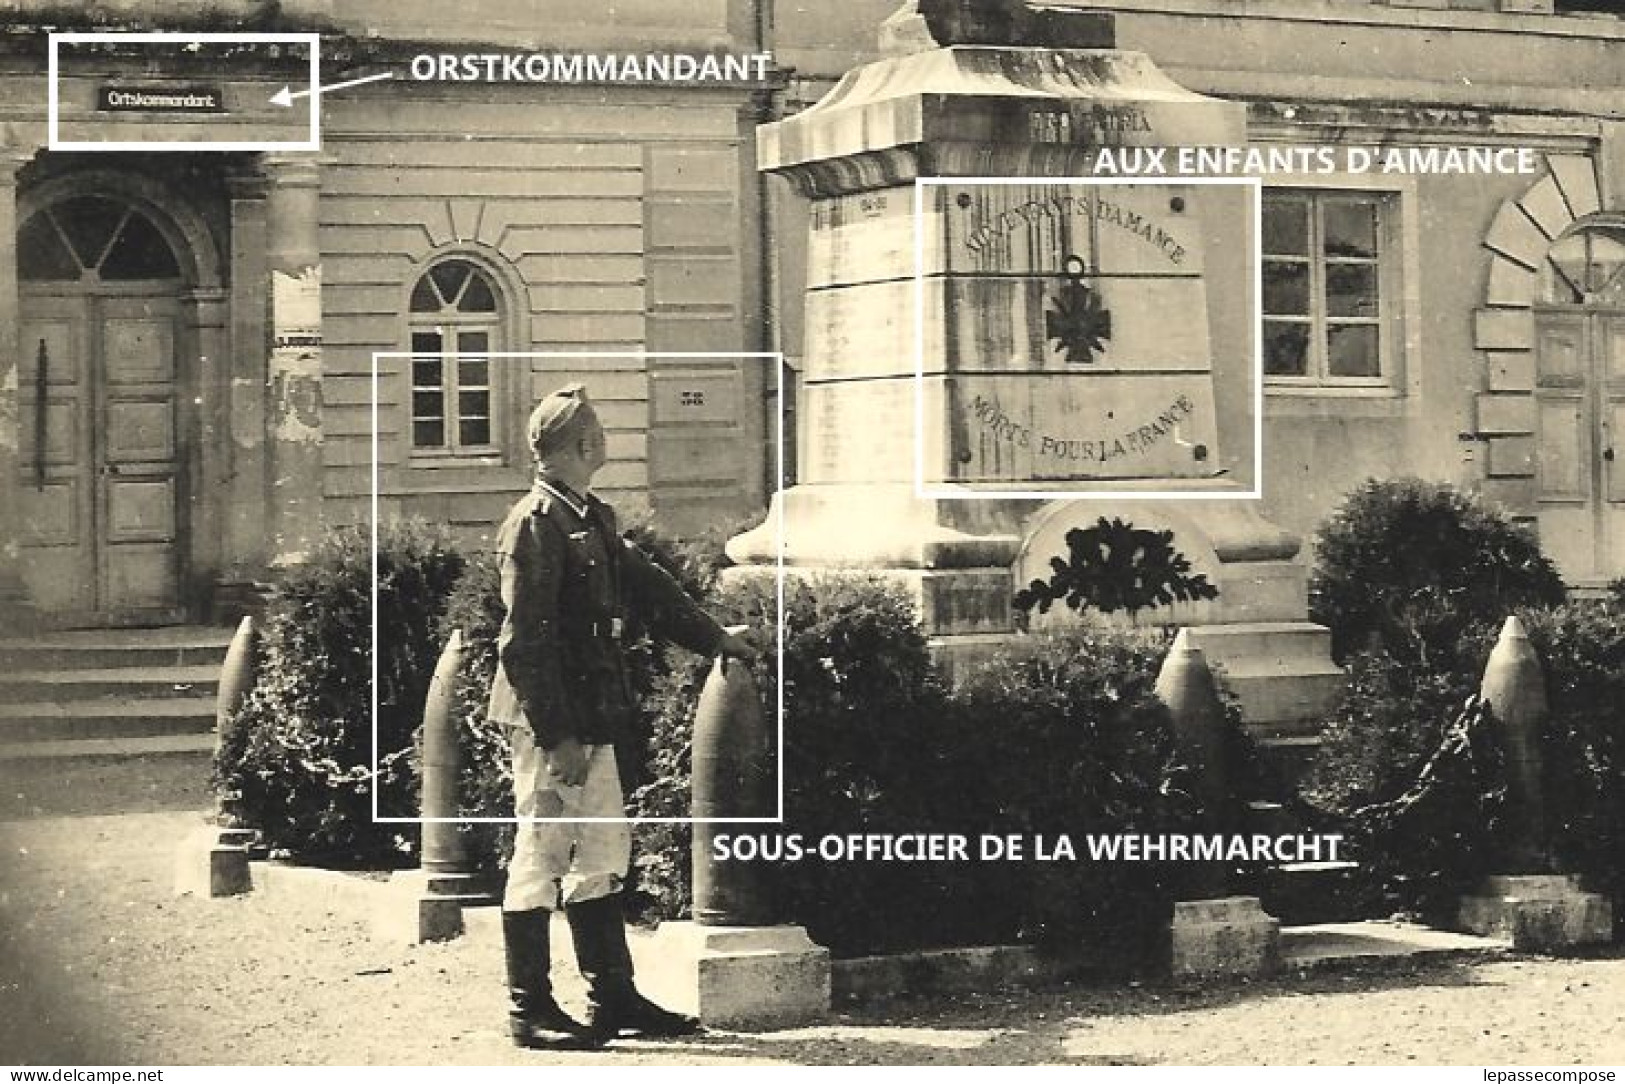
{"left": 641, "top": 646, "right": 832, "bottom": 1030}
{"left": 374, "top": 630, "right": 490, "bottom": 944}
{"left": 1156, "top": 628, "right": 1280, "bottom": 980}
{"left": 1479, "top": 614, "right": 1548, "bottom": 872}
{"left": 692, "top": 649, "right": 776, "bottom": 927}
{"left": 1458, "top": 616, "right": 1611, "bottom": 950}
{"left": 174, "top": 616, "right": 259, "bottom": 898}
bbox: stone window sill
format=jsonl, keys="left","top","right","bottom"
{"left": 1264, "top": 385, "right": 1408, "bottom": 419}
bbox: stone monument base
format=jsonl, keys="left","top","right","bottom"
{"left": 1459, "top": 875, "right": 1613, "bottom": 950}
{"left": 1169, "top": 896, "right": 1281, "bottom": 979}
{"left": 638, "top": 922, "right": 831, "bottom": 1030}
{"left": 725, "top": 481, "right": 1026, "bottom": 681}
{"left": 173, "top": 825, "right": 256, "bottom": 898}
{"left": 371, "top": 869, "right": 488, "bottom": 944}
{"left": 1185, "top": 623, "right": 1345, "bottom": 740}
{"left": 1019, "top": 499, "right": 1343, "bottom": 740}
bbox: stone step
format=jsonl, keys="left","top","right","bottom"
{"left": 0, "top": 626, "right": 235, "bottom": 670}
{"left": 1280, "top": 921, "right": 1511, "bottom": 967}
{"left": 1459, "top": 875, "right": 1614, "bottom": 950}
{"left": 0, "top": 626, "right": 232, "bottom": 760}
{"left": 0, "top": 664, "right": 220, "bottom": 701}
{"left": 1213, "top": 663, "right": 1344, "bottom": 730}
{"left": 1187, "top": 621, "right": 1334, "bottom": 661}
{"left": 0, "top": 697, "right": 218, "bottom": 744}
{"left": 1186, "top": 621, "right": 1344, "bottom": 736}
{"left": 1242, "top": 799, "right": 1301, "bottom": 837}
{"left": 429, "top": 911, "right": 1521, "bottom": 1000}
{"left": 1235, "top": 799, "right": 1359, "bottom": 925}
{"left": 1255, "top": 860, "right": 1364, "bottom": 927}
{"left": 1255, "top": 734, "right": 1323, "bottom": 784}
{"left": 0, "top": 733, "right": 216, "bottom": 762}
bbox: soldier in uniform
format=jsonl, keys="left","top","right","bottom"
{"left": 490, "top": 382, "right": 758, "bottom": 1050}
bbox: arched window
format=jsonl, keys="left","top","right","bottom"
{"left": 408, "top": 257, "right": 503, "bottom": 456}
{"left": 1541, "top": 224, "right": 1625, "bottom": 307}
{"left": 18, "top": 195, "right": 182, "bottom": 283}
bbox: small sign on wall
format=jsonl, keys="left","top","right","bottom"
{"left": 653, "top": 372, "right": 739, "bottom": 424}
{"left": 96, "top": 85, "right": 225, "bottom": 112}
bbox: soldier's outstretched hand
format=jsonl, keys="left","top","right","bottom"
{"left": 716, "top": 626, "right": 764, "bottom": 666}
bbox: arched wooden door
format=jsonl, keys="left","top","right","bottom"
{"left": 16, "top": 193, "right": 188, "bottom": 625}
{"left": 1534, "top": 222, "right": 1625, "bottom": 586}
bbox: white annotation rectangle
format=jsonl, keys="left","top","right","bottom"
{"left": 913, "top": 175, "right": 1264, "bottom": 502}
{"left": 368, "top": 351, "right": 788, "bottom": 826}
{"left": 48, "top": 32, "right": 321, "bottom": 151}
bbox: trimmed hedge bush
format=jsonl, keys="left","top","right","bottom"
{"left": 943, "top": 625, "right": 1219, "bottom": 958}
{"left": 1303, "top": 478, "right": 1619, "bottom": 936}
{"left": 1308, "top": 478, "right": 1564, "bottom": 663}
{"left": 628, "top": 572, "right": 952, "bottom": 951}
{"left": 1300, "top": 646, "right": 1506, "bottom": 923}
{"left": 631, "top": 574, "right": 1237, "bottom": 963}
{"left": 1304, "top": 592, "right": 1623, "bottom": 934}
{"left": 215, "top": 508, "right": 731, "bottom": 871}
{"left": 215, "top": 520, "right": 465, "bottom": 864}
{"left": 1520, "top": 602, "right": 1625, "bottom": 937}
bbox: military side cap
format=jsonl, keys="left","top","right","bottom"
{"left": 528, "top": 382, "right": 592, "bottom": 453}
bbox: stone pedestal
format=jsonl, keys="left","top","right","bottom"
{"left": 1459, "top": 875, "right": 1612, "bottom": 951}
{"left": 727, "top": 480, "right": 1025, "bottom": 676}
{"left": 173, "top": 825, "right": 256, "bottom": 898}
{"left": 638, "top": 922, "right": 832, "bottom": 1030}
{"left": 371, "top": 870, "right": 487, "bottom": 944}
{"left": 744, "top": 16, "right": 1251, "bottom": 643}
{"left": 743, "top": 5, "right": 1341, "bottom": 738}
{"left": 1169, "top": 896, "right": 1281, "bottom": 980}
{"left": 1018, "top": 499, "right": 1344, "bottom": 737}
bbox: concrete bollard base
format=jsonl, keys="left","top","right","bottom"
{"left": 173, "top": 826, "right": 256, "bottom": 898}
{"left": 1169, "top": 896, "right": 1281, "bottom": 980}
{"left": 636, "top": 922, "right": 832, "bottom": 1030}
{"left": 371, "top": 869, "right": 487, "bottom": 944}
{"left": 1459, "top": 875, "right": 1613, "bottom": 951}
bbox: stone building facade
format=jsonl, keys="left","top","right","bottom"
{"left": 773, "top": 0, "right": 1625, "bottom": 584}
{"left": 0, "top": 0, "right": 776, "bottom": 626}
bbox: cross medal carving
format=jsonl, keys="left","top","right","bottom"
{"left": 1045, "top": 253, "right": 1112, "bottom": 364}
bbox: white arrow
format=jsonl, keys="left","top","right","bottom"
{"left": 271, "top": 71, "right": 394, "bottom": 107}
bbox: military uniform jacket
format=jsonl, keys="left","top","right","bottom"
{"left": 487, "top": 481, "right": 725, "bottom": 750}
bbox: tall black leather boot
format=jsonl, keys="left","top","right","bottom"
{"left": 566, "top": 895, "right": 702, "bottom": 1041}
{"left": 502, "top": 908, "right": 597, "bottom": 1050}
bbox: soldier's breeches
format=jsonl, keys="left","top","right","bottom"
{"left": 503, "top": 731, "right": 631, "bottom": 913}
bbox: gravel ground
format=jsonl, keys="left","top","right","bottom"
{"left": 1, "top": 757, "right": 1623, "bottom": 1067}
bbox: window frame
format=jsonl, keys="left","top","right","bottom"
{"left": 1261, "top": 187, "right": 1398, "bottom": 391}
{"left": 1540, "top": 223, "right": 1625, "bottom": 308}
{"left": 403, "top": 252, "right": 517, "bottom": 468}
{"left": 18, "top": 195, "right": 185, "bottom": 284}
